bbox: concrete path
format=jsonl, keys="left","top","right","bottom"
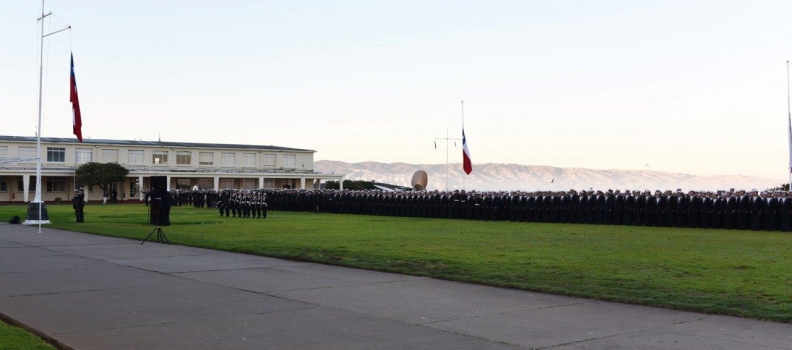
{"left": 0, "top": 223, "right": 790, "bottom": 350}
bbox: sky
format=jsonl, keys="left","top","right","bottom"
{"left": 2, "top": 0, "right": 792, "bottom": 180}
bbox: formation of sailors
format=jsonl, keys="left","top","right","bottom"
{"left": 215, "top": 190, "right": 268, "bottom": 218}
{"left": 149, "top": 189, "right": 268, "bottom": 218}
{"left": 170, "top": 189, "right": 220, "bottom": 208}
{"left": 260, "top": 188, "right": 792, "bottom": 232}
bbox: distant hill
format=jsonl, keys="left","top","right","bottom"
{"left": 315, "top": 160, "right": 784, "bottom": 192}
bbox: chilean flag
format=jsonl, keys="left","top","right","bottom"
{"left": 462, "top": 128, "right": 472, "bottom": 175}
{"left": 70, "top": 53, "right": 82, "bottom": 142}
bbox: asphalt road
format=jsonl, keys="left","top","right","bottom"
{"left": 1, "top": 223, "right": 790, "bottom": 349}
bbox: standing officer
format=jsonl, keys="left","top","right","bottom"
{"left": 72, "top": 187, "right": 85, "bottom": 223}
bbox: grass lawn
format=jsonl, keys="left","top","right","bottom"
{"left": 2, "top": 203, "right": 791, "bottom": 323}
{"left": 0, "top": 319, "right": 55, "bottom": 350}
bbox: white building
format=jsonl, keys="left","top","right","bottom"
{"left": 0, "top": 135, "right": 344, "bottom": 203}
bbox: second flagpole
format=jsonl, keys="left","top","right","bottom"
{"left": 787, "top": 60, "right": 791, "bottom": 191}
{"left": 462, "top": 100, "right": 465, "bottom": 191}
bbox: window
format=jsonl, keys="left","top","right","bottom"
{"left": 75, "top": 149, "right": 92, "bottom": 164}
{"left": 241, "top": 179, "right": 257, "bottom": 189}
{"left": 18, "top": 176, "right": 36, "bottom": 192}
{"left": 46, "top": 177, "right": 66, "bottom": 192}
{"left": 18, "top": 146, "right": 36, "bottom": 159}
{"left": 197, "top": 178, "right": 213, "bottom": 190}
{"left": 262, "top": 154, "right": 275, "bottom": 166}
{"left": 199, "top": 152, "right": 213, "bottom": 165}
{"left": 221, "top": 152, "right": 235, "bottom": 167}
{"left": 129, "top": 178, "right": 139, "bottom": 197}
{"left": 263, "top": 179, "right": 276, "bottom": 188}
{"left": 152, "top": 151, "right": 168, "bottom": 165}
{"left": 0, "top": 146, "right": 8, "bottom": 157}
{"left": 128, "top": 150, "right": 144, "bottom": 164}
{"left": 176, "top": 151, "right": 192, "bottom": 165}
{"left": 102, "top": 149, "right": 119, "bottom": 163}
{"left": 176, "top": 179, "right": 191, "bottom": 189}
{"left": 219, "top": 178, "right": 235, "bottom": 189}
{"left": 0, "top": 178, "right": 7, "bottom": 192}
{"left": 283, "top": 154, "right": 296, "bottom": 168}
{"left": 46, "top": 147, "right": 66, "bottom": 162}
{"left": 242, "top": 153, "right": 256, "bottom": 167}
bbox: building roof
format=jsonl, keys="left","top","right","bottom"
{"left": 0, "top": 135, "right": 315, "bottom": 153}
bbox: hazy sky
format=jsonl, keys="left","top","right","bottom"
{"left": 3, "top": 1, "right": 792, "bottom": 180}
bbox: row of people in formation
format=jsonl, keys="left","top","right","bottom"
{"left": 260, "top": 188, "right": 792, "bottom": 231}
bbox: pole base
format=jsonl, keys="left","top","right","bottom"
{"left": 22, "top": 202, "right": 51, "bottom": 225}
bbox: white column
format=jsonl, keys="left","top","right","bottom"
{"left": 22, "top": 175, "right": 30, "bottom": 202}
{"left": 166, "top": 175, "right": 171, "bottom": 191}
{"left": 138, "top": 175, "right": 144, "bottom": 201}
{"left": 300, "top": 178, "right": 306, "bottom": 190}
{"left": 259, "top": 176, "right": 264, "bottom": 189}
{"left": 339, "top": 177, "right": 344, "bottom": 190}
{"left": 214, "top": 176, "right": 220, "bottom": 191}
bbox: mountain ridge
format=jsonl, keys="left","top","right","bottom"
{"left": 314, "top": 160, "right": 784, "bottom": 192}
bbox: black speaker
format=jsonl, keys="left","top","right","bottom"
{"left": 149, "top": 176, "right": 169, "bottom": 226}
{"left": 150, "top": 176, "right": 167, "bottom": 197}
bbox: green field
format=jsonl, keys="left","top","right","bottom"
{"left": 2, "top": 203, "right": 791, "bottom": 323}
{"left": 0, "top": 319, "right": 54, "bottom": 350}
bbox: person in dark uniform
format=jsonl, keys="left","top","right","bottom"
{"left": 595, "top": 191, "right": 605, "bottom": 225}
{"left": 613, "top": 190, "right": 623, "bottom": 225}
{"left": 780, "top": 192, "right": 791, "bottom": 231}
{"left": 217, "top": 199, "right": 225, "bottom": 216}
{"left": 569, "top": 190, "right": 580, "bottom": 224}
{"left": 676, "top": 191, "right": 688, "bottom": 228}
{"left": 737, "top": 190, "right": 749, "bottom": 230}
{"left": 587, "top": 191, "right": 597, "bottom": 224}
{"left": 724, "top": 192, "right": 735, "bottom": 229}
{"left": 634, "top": 191, "right": 646, "bottom": 226}
{"left": 711, "top": 193, "right": 723, "bottom": 229}
{"left": 688, "top": 191, "right": 699, "bottom": 228}
{"left": 72, "top": 188, "right": 85, "bottom": 223}
{"left": 655, "top": 191, "right": 667, "bottom": 227}
{"left": 750, "top": 191, "right": 763, "bottom": 231}
{"left": 764, "top": 192, "right": 777, "bottom": 231}
{"left": 161, "top": 191, "right": 172, "bottom": 226}
{"left": 665, "top": 191, "right": 677, "bottom": 227}
{"left": 645, "top": 191, "right": 657, "bottom": 226}
{"left": 700, "top": 194, "right": 712, "bottom": 228}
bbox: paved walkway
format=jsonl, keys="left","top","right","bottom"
{"left": 0, "top": 223, "right": 790, "bottom": 350}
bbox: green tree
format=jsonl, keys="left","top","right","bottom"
{"left": 75, "top": 162, "right": 129, "bottom": 195}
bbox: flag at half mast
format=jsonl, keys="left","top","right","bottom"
{"left": 462, "top": 129, "right": 472, "bottom": 175}
{"left": 71, "top": 53, "right": 82, "bottom": 142}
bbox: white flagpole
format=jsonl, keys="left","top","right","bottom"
{"left": 787, "top": 60, "right": 791, "bottom": 191}
{"left": 462, "top": 100, "right": 465, "bottom": 191}
{"left": 24, "top": 0, "right": 69, "bottom": 229}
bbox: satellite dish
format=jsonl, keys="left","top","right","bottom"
{"left": 411, "top": 170, "right": 428, "bottom": 191}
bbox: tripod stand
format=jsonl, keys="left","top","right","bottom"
{"left": 141, "top": 226, "right": 171, "bottom": 245}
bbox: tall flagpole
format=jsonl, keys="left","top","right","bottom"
{"left": 24, "top": 0, "right": 70, "bottom": 229}
{"left": 462, "top": 100, "right": 465, "bottom": 191}
{"left": 434, "top": 129, "right": 461, "bottom": 190}
{"left": 787, "top": 60, "right": 790, "bottom": 191}
{"left": 24, "top": 0, "right": 52, "bottom": 230}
